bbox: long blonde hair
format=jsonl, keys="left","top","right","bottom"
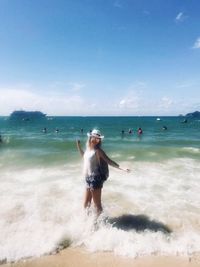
{"left": 86, "top": 137, "right": 102, "bottom": 150}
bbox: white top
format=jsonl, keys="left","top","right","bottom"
{"left": 83, "top": 149, "right": 100, "bottom": 177}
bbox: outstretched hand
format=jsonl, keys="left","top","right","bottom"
{"left": 119, "top": 167, "right": 131, "bottom": 173}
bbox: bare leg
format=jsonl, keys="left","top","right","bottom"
{"left": 91, "top": 188, "right": 103, "bottom": 216}
{"left": 84, "top": 189, "right": 92, "bottom": 209}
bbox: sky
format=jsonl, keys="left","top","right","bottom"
{"left": 0, "top": 0, "right": 200, "bottom": 116}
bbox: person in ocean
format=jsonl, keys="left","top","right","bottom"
{"left": 76, "top": 129, "right": 130, "bottom": 216}
{"left": 121, "top": 130, "right": 125, "bottom": 138}
{"left": 128, "top": 128, "right": 133, "bottom": 134}
{"left": 42, "top": 127, "right": 47, "bottom": 133}
{"left": 137, "top": 127, "right": 143, "bottom": 135}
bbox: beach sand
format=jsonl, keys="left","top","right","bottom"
{"left": 2, "top": 248, "right": 200, "bottom": 267}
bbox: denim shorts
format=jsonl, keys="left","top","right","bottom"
{"left": 85, "top": 174, "right": 104, "bottom": 190}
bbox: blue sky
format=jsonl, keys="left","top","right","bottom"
{"left": 0, "top": 0, "right": 200, "bottom": 116}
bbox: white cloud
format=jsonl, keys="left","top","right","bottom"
{"left": 0, "top": 88, "right": 42, "bottom": 115}
{"left": 175, "top": 12, "right": 183, "bottom": 21}
{"left": 159, "top": 97, "right": 173, "bottom": 109}
{"left": 176, "top": 82, "right": 195, "bottom": 88}
{"left": 118, "top": 90, "right": 187, "bottom": 116}
{"left": 49, "top": 81, "right": 86, "bottom": 92}
{"left": 119, "top": 91, "right": 140, "bottom": 110}
{"left": 0, "top": 86, "right": 90, "bottom": 116}
{"left": 175, "top": 12, "right": 188, "bottom": 22}
{"left": 0, "top": 82, "right": 198, "bottom": 116}
{"left": 119, "top": 96, "right": 139, "bottom": 110}
{"left": 192, "top": 37, "right": 200, "bottom": 49}
{"left": 69, "top": 82, "right": 85, "bottom": 92}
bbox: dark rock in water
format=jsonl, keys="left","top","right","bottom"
{"left": 185, "top": 111, "right": 200, "bottom": 118}
{"left": 9, "top": 110, "right": 46, "bottom": 120}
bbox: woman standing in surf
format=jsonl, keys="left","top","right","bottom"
{"left": 76, "top": 129, "right": 130, "bottom": 216}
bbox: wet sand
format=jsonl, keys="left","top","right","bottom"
{"left": 2, "top": 248, "right": 200, "bottom": 267}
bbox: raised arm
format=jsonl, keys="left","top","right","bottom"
{"left": 97, "top": 149, "right": 130, "bottom": 172}
{"left": 76, "top": 140, "right": 84, "bottom": 157}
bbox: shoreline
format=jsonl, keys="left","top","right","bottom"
{"left": 1, "top": 248, "right": 200, "bottom": 267}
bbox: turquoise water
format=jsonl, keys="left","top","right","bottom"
{"left": 0, "top": 116, "right": 199, "bottom": 166}
{"left": 0, "top": 116, "right": 200, "bottom": 261}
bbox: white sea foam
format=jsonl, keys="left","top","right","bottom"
{"left": 127, "top": 156, "right": 135, "bottom": 160}
{"left": 110, "top": 153, "right": 121, "bottom": 158}
{"left": 0, "top": 158, "right": 200, "bottom": 262}
{"left": 182, "top": 147, "right": 200, "bottom": 154}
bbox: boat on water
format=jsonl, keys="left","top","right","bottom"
{"left": 9, "top": 110, "right": 46, "bottom": 121}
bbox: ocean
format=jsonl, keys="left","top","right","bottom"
{"left": 0, "top": 116, "right": 199, "bottom": 262}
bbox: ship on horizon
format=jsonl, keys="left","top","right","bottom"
{"left": 9, "top": 110, "right": 46, "bottom": 121}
